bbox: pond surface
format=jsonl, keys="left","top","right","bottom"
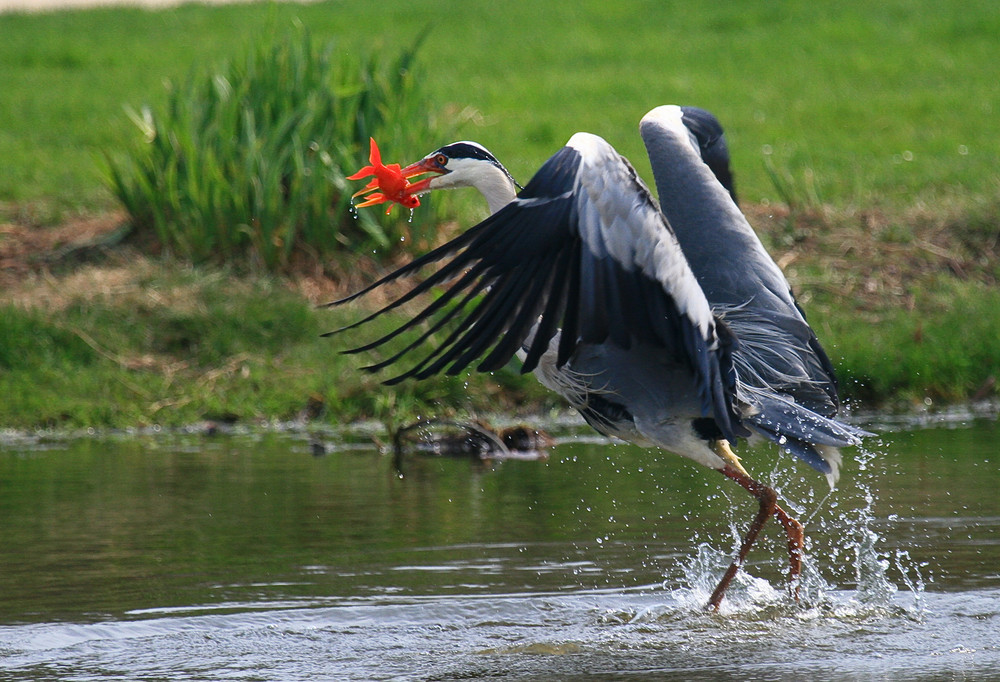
{"left": 1, "top": 412, "right": 998, "bottom": 680}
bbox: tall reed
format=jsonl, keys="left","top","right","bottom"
{"left": 105, "top": 29, "right": 441, "bottom": 271}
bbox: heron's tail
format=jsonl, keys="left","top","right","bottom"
{"left": 745, "top": 393, "right": 871, "bottom": 487}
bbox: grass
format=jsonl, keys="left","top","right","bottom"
{"left": 2, "top": 199, "right": 996, "bottom": 430}
{"left": 1, "top": 0, "right": 998, "bottom": 221}
{"left": 0, "top": 259, "right": 554, "bottom": 429}
{"left": 807, "top": 280, "right": 1000, "bottom": 405}
{"left": 747, "top": 198, "right": 1000, "bottom": 408}
{"left": 1, "top": 0, "right": 999, "bottom": 429}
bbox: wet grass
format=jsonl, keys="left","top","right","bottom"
{"left": 813, "top": 280, "right": 1000, "bottom": 406}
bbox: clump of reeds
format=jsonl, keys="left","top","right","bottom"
{"left": 105, "top": 29, "right": 440, "bottom": 271}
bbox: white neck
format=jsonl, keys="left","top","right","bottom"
{"left": 431, "top": 160, "right": 518, "bottom": 215}
{"left": 477, "top": 168, "right": 519, "bottom": 215}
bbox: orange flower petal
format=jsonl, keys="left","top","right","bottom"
{"left": 367, "top": 137, "right": 382, "bottom": 166}
{"left": 346, "top": 165, "right": 375, "bottom": 181}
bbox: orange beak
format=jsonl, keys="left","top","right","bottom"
{"left": 398, "top": 159, "right": 447, "bottom": 198}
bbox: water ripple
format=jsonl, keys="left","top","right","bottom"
{"left": 1, "top": 588, "right": 999, "bottom": 680}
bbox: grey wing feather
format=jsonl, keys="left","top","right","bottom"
{"left": 327, "top": 132, "right": 746, "bottom": 443}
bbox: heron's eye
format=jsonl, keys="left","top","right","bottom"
{"left": 434, "top": 154, "right": 448, "bottom": 167}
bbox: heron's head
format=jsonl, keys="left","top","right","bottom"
{"left": 401, "top": 142, "right": 520, "bottom": 214}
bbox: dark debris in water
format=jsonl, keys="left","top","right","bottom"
{"left": 392, "top": 418, "right": 554, "bottom": 467}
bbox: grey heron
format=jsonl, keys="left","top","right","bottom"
{"left": 328, "top": 105, "right": 868, "bottom": 609}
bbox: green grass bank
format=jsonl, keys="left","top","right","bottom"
{"left": 1, "top": 0, "right": 998, "bottom": 430}
{"left": 2, "top": 201, "right": 996, "bottom": 430}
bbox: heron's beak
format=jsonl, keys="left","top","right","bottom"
{"left": 399, "top": 159, "right": 446, "bottom": 197}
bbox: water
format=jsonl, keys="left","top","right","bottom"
{"left": 1, "top": 415, "right": 998, "bottom": 680}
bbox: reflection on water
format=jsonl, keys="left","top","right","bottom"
{"left": 0, "top": 415, "right": 998, "bottom": 679}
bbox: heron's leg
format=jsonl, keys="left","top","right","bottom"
{"left": 721, "top": 465, "right": 804, "bottom": 580}
{"left": 706, "top": 462, "right": 804, "bottom": 610}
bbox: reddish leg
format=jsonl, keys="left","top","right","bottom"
{"left": 706, "top": 465, "right": 805, "bottom": 610}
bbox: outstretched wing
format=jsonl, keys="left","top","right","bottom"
{"left": 642, "top": 105, "right": 843, "bottom": 416}
{"left": 641, "top": 105, "right": 869, "bottom": 480}
{"left": 326, "top": 132, "right": 746, "bottom": 443}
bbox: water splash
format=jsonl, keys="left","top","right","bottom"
{"left": 828, "top": 444, "right": 927, "bottom": 620}
{"left": 667, "top": 542, "right": 786, "bottom": 616}
{"left": 893, "top": 549, "right": 927, "bottom": 616}
{"left": 662, "top": 442, "right": 926, "bottom": 622}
